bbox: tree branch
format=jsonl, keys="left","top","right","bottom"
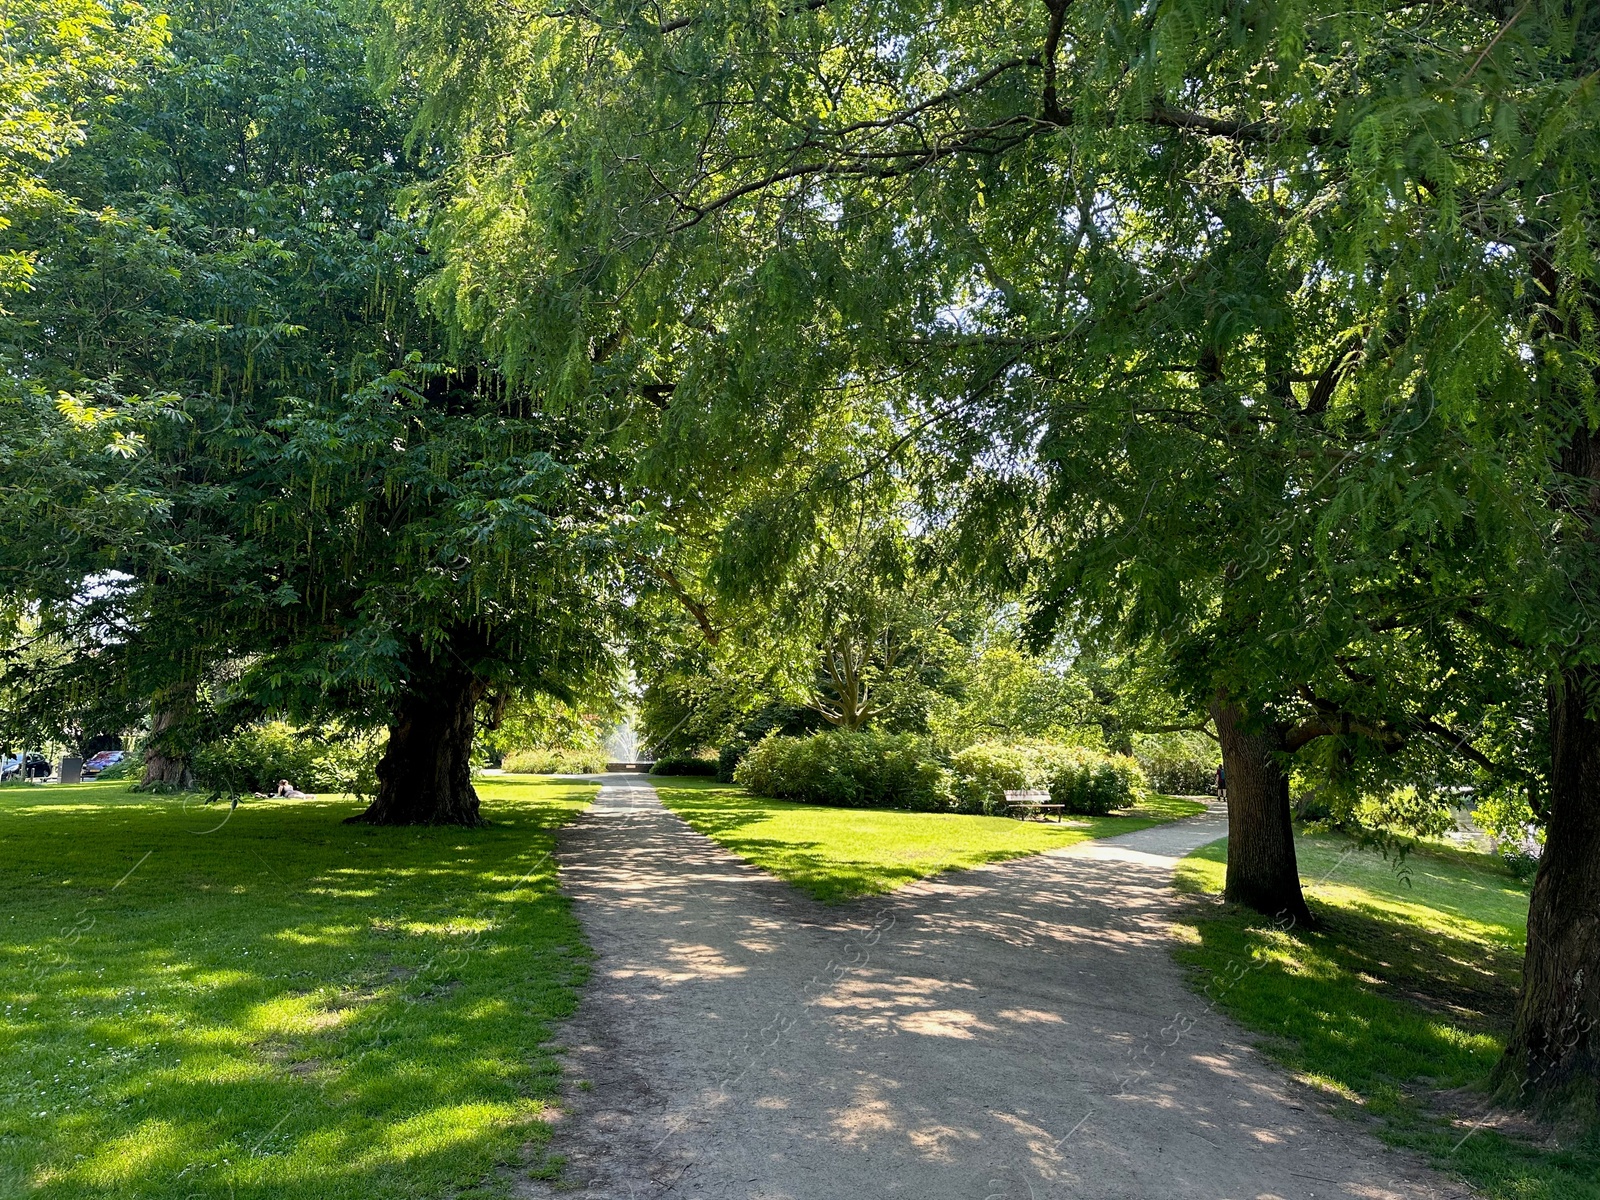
{"left": 640, "top": 556, "right": 720, "bottom": 645}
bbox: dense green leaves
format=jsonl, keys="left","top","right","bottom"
{"left": 391, "top": 0, "right": 1600, "bottom": 811}
{"left": 0, "top": 0, "right": 631, "bottom": 773}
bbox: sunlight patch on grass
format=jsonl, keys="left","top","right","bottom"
{"left": 363, "top": 1102, "right": 537, "bottom": 1164}
{"left": 64, "top": 1121, "right": 188, "bottom": 1186}
{"left": 1175, "top": 831, "right": 1598, "bottom": 1200}
{"left": 653, "top": 776, "right": 1205, "bottom": 904}
{"left": 0, "top": 775, "right": 595, "bottom": 1199}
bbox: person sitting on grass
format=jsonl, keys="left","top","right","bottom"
{"left": 274, "top": 779, "right": 314, "bottom": 799}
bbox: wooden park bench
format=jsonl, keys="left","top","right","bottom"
{"left": 1003, "top": 789, "right": 1065, "bottom": 822}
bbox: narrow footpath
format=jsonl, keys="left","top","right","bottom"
{"left": 521, "top": 775, "right": 1473, "bottom": 1200}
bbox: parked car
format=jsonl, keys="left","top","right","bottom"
{"left": 2, "top": 753, "right": 51, "bottom": 781}
{"left": 82, "top": 750, "right": 126, "bottom": 778}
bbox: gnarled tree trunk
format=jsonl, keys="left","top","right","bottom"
{"left": 1211, "top": 689, "right": 1311, "bottom": 924}
{"left": 347, "top": 668, "right": 486, "bottom": 826}
{"left": 142, "top": 685, "right": 195, "bottom": 789}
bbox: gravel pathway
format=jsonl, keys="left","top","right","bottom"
{"left": 520, "top": 775, "right": 1473, "bottom": 1200}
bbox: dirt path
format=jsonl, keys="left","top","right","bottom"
{"left": 522, "top": 776, "right": 1473, "bottom": 1200}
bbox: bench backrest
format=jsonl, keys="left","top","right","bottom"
{"left": 1002, "top": 789, "right": 1053, "bottom": 803}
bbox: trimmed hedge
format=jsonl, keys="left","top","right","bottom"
{"left": 649, "top": 755, "right": 719, "bottom": 777}
{"left": 733, "top": 729, "right": 951, "bottom": 811}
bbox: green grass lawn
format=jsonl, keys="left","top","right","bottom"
{"left": 652, "top": 776, "right": 1205, "bottom": 903}
{"left": 0, "top": 775, "right": 596, "bottom": 1200}
{"left": 1175, "top": 832, "right": 1599, "bottom": 1200}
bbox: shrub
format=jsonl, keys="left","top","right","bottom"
{"left": 1473, "top": 791, "right": 1544, "bottom": 879}
{"left": 316, "top": 731, "right": 383, "bottom": 798}
{"left": 1293, "top": 783, "right": 1337, "bottom": 823}
{"left": 947, "top": 740, "right": 1145, "bottom": 816}
{"left": 94, "top": 756, "right": 138, "bottom": 782}
{"left": 649, "top": 755, "right": 718, "bottom": 776}
{"left": 501, "top": 746, "right": 607, "bottom": 774}
{"left": 948, "top": 740, "right": 1074, "bottom": 814}
{"left": 1132, "top": 732, "right": 1217, "bottom": 795}
{"left": 714, "top": 701, "right": 828, "bottom": 782}
{"left": 948, "top": 742, "right": 1038, "bottom": 814}
{"left": 1048, "top": 748, "right": 1145, "bottom": 815}
{"left": 190, "top": 722, "right": 380, "bottom": 797}
{"left": 733, "top": 729, "right": 950, "bottom": 811}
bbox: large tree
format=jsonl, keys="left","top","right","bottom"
{"left": 0, "top": 0, "right": 629, "bottom": 823}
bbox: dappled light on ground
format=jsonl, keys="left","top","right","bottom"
{"left": 539, "top": 780, "right": 1459, "bottom": 1198}
{"left": 1175, "top": 834, "right": 1598, "bottom": 1200}
{"left": 0, "top": 776, "right": 595, "bottom": 1199}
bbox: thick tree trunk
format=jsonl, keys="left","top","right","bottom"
{"left": 142, "top": 688, "right": 194, "bottom": 789}
{"left": 347, "top": 671, "right": 486, "bottom": 826}
{"left": 1210, "top": 690, "right": 1311, "bottom": 925}
{"left": 1497, "top": 667, "right": 1600, "bottom": 1105}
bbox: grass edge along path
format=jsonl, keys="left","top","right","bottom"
{"left": 1173, "top": 832, "right": 1600, "bottom": 1200}
{"left": 0, "top": 774, "right": 597, "bottom": 1200}
{"left": 651, "top": 775, "right": 1205, "bottom": 904}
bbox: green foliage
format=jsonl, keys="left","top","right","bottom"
{"left": 1352, "top": 785, "right": 1457, "bottom": 841}
{"left": 89, "top": 755, "right": 137, "bottom": 781}
{"left": 648, "top": 755, "right": 718, "bottom": 777}
{"left": 500, "top": 746, "right": 605, "bottom": 774}
{"left": 1132, "top": 731, "right": 1218, "bottom": 796}
{"left": 0, "top": 0, "right": 166, "bottom": 319}
{"left": 926, "top": 640, "right": 1100, "bottom": 753}
{"left": 947, "top": 742, "right": 1044, "bottom": 815}
{"left": 733, "top": 729, "right": 951, "bottom": 812}
{"left": 0, "top": 0, "right": 629, "bottom": 773}
{"left": 708, "top": 699, "right": 824, "bottom": 782}
{"left": 479, "top": 692, "right": 616, "bottom": 765}
{"left": 941, "top": 740, "right": 1145, "bottom": 818}
{"left": 189, "top": 721, "right": 382, "bottom": 797}
{"left": 630, "top": 485, "right": 979, "bottom": 781}
{"left": 1473, "top": 791, "right": 1546, "bottom": 881}
{"left": 390, "top": 0, "right": 1576, "bottom": 824}
{"left": 945, "top": 739, "right": 1100, "bottom": 815}
{"left": 639, "top": 659, "right": 818, "bottom": 760}
{"left": 1048, "top": 750, "right": 1146, "bottom": 816}
{"left": 0, "top": 777, "right": 594, "bottom": 1198}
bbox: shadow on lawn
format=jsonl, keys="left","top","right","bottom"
{"left": 0, "top": 778, "right": 593, "bottom": 1200}
{"left": 1173, "top": 835, "right": 1600, "bottom": 1200}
